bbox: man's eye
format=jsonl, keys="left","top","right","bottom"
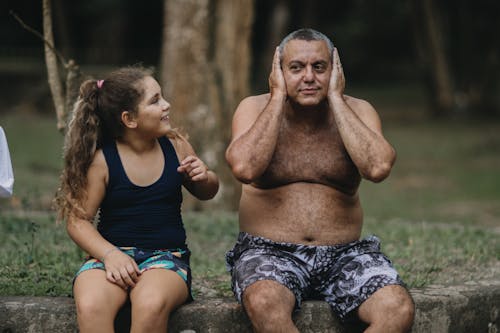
{"left": 315, "top": 65, "right": 326, "bottom": 72}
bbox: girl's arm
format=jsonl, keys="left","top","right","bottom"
{"left": 171, "top": 135, "right": 219, "bottom": 200}
{"left": 66, "top": 150, "right": 141, "bottom": 289}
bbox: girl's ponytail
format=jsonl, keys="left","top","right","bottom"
{"left": 54, "top": 80, "right": 103, "bottom": 221}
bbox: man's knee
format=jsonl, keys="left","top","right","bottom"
{"left": 387, "top": 286, "right": 414, "bottom": 316}
{"left": 358, "top": 285, "right": 415, "bottom": 331}
{"left": 243, "top": 280, "right": 296, "bottom": 324}
{"left": 383, "top": 291, "right": 415, "bottom": 327}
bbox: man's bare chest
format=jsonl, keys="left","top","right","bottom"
{"left": 260, "top": 126, "right": 361, "bottom": 191}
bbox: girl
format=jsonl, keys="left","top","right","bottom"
{"left": 54, "top": 66, "right": 219, "bottom": 332}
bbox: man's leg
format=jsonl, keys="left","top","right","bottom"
{"left": 357, "top": 284, "right": 415, "bottom": 333}
{"left": 317, "top": 236, "right": 414, "bottom": 332}
{"left": 227, "top": 233, "right": 311, "bottom": 332}
{"left": 243, "top": 280, "right": 299, "bottom": 333}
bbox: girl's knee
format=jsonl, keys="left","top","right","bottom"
{"left": 75, "top": 296, "right": 109, "bottom": 320}
{"left": 134, "top": 294, "right": 169, "bottom": 316}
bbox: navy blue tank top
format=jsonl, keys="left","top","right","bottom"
{"left": 98, "top": 137, "right": 186, "bottom": 250}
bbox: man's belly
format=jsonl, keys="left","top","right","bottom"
{"left": 238, "top": 182, "right": 363, "bottom": 246}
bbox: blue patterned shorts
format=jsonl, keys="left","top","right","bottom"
{"left": 226, "top": 232, "right": 405, "bottom": 320}
{"left": 76, "top": 247, "right": 192, "bottom": 297}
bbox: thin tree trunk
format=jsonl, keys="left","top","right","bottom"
{"left": 252, "top": 0, "right": 290, "bottom": 93}
{"left": 43, "top": 0, "right": 66, "bottom": 131}
{"left": 419, "top": 0, "right": 454, "bottom": 116}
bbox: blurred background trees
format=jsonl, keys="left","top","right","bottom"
{"left": 1, "top": 0, "right": 499, "bottom": 210}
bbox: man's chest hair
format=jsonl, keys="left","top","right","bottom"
{"left": 262, "top": 128, "right": 360, "bottom": 190}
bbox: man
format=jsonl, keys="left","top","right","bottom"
{"left": 225, "top": 28, "right": 415, "bottom": 332}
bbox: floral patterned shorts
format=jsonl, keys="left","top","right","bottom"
{"left": 226, "top": 232, "right": 405, "bottom": 320}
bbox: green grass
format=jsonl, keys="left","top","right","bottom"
{"left": 0, "top": 211, "right": 498, "bottom": 296}
{"left": 0, "top": 111, "right": 499, "bottom": 296}
{"left": 362, "top": 218, "right": 499, "bottom": 288}
{"left": 360, "top": 121, "right": 500, "bottom": 226}
{"left": 0, "top": 113, "right": 63, "bottom": 210}
{"left": 0, "top": 213, "right": 80, "bottom": 296}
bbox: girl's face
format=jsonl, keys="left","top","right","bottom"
{"left": 134, "top": 76, "right": 172, "bottom": 137}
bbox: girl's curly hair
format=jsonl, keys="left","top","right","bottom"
{"left": 53, "top": 66, "right": 153, "bottom": 222}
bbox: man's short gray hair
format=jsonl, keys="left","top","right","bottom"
{"left": 278, "top": 28, "right": 334, "bottom": 60}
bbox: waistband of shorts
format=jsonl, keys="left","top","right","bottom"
{"left": 236, "top": 231, "right": 380, "bottom": 251}
{"left": 117, "top": 246, "right": 189, "bottom": 253}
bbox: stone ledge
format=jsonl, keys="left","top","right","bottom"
{"left": 0, "top": 280, "right": 498, "bottom": 332}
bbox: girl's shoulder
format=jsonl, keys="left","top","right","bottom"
{"left": 82, "top": 148, "right": 108, "bottom": 210}
{"left": 91, "top": 148, "right": 107, "bottom": 167}
{"left": 167, "top": 134, "right": 195, "bottom": 161}
{"left": 88, "top": 149, "right": 108, "bottom": 181}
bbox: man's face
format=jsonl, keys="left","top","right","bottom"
{"left": 281, "top": 39, "right": 332, "bottom": 107}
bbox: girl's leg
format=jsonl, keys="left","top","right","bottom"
{"left": 129, "top": 269, "right": 188, "bottom": 333}
{"left": 73, "top": 269, "right": 128, "bottom": 333}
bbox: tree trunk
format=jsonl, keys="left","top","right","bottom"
{"left": 251, "top": 0, "right": 291, "bottom": 93}
{"left": 412, "top": 0, "right": 454, "bottom": 117}
{"left": 161, "top": 0, "right": 254, "bottom": 211}
{"left": 43, "top": 0, "right": 66, "bottom": 131}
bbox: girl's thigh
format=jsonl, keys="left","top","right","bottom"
{"left": 129, "top": 268, "right": 189, "bottom": 312}
{"left": 73, "top": 269, "right": 128, "bottom": 313}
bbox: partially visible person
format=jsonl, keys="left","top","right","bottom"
{"left": 0, "top": 126, "right": 14, "bottom": 198}
{"left": 225, "top": 28, "right": 414, "bottom": 332}
{"left": 54, "top": 66, "right": 219, "bottom": 333}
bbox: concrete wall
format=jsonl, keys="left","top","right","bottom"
{"left": 1, "top": 280, "right": 498, "bottom": 332}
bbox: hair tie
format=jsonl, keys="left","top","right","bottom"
{"left": 96, "top": 80, "right": 104, "bottom": 89}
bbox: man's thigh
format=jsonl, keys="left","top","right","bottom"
{"left": 231, "top": 249, "right": 309, "bottom": 306}
{"left": 318, "top": 237, "right": 406, "bottom": 320}
{"left": 243, "top": 279, "right": 296, "bottom": 311}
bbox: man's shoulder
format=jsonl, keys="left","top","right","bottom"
{"left": 344, "top": 94, "right": 371, "bottom": 108}
{"left": 240, "top": 93, "right": 270, "bottom": 107}
{"left": 235, "top": 93, "right": 270, "bottom": 116}
{"left": 344, "top": 94, "right": 377, "bottom": 116}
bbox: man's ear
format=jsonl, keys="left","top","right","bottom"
{"left": 121, "top": 111, "right": 137, "bottom": 129}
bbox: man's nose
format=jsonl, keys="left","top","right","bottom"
{"left": 303, "top": 66, "right": 314, "bottom": 82}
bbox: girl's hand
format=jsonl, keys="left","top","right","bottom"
{"left": 102, "top": 248, "right": 141, "bottom": 289}
{"left": 177, "top": 155, "right": 209, "bottom": 182}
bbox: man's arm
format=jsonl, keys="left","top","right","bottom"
{"left": 225, "top": 48, "right": 286, "bottom": 183}
{"left": 328, "top": 48, "right": 396, "bottom": 182}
